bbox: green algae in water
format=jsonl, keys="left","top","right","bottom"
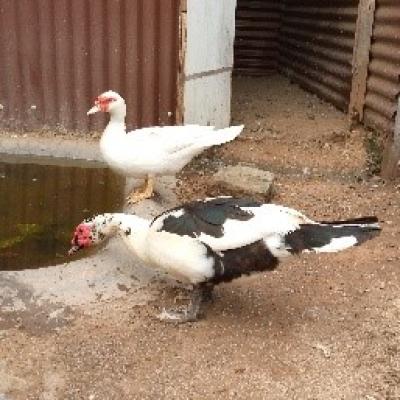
{"left": 0, "top": 157, "right": 125, "bottom": 270}
{"left": 0, "top": 224, "right": 43, "bottom": 250}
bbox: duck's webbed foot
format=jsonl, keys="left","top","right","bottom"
{"left": 126, "top": 176, "right": 154, "bottom": 204}
{"left": 158, "top": 284, "right": 213, "bottom": 323}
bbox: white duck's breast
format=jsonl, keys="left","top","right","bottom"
{"left": 143, "top": 231, "right": 215, "bottom": 284}
{"left": 100, "top": 130, "right": 161, "bottom": 176}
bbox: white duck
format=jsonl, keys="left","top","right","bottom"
{"left": 69, "top": 196, "right": 381, "bottom": 323}
{"left": 87, "top": 91, "right": 244, "bottom": 204}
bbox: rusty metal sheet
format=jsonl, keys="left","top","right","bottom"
{"left": 234, "top": 1, "right": 283, "bottom": 76}
{"left": 363, "top": 0, "right": 400, "bottom": 133}
{"left": 0, "top": 0, "right": 180, "bottom": 133}
{"left": 234, "top": 1, "right": 359, "bottom": 107}
{"left": 279, "top": 0, "right": 359, "bottom": 111}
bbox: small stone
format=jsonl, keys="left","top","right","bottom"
{"left": 370, "top": 175, "right": 382, "bottom": 183}
{"left": 323, "top": 142, "right": 331, "bottom": 150}
{"left": 312, "top": 343, "right": 331, "bottom": 358}
{"left": 302, "top": 307, "right": 320, "bottom": 320}
{"left": 210, "top": 164, "right": 275, "bottom": 202}
{"left": 303, "top": 167, "right": 311, "bottom": 176}
{"left": 306, "top": 112, "right": 315, "bottom": 120}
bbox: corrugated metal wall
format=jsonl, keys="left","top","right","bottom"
{"left": 363, "top": 0, "right": 400, "bottom": 133}
{"left": 279, "top": 0, "right": 359, "bottom": 111}
{"left": 234, "top": 1, "right": 283, "bottom": 75}
{"left": 0, "top": 0, "right": 179, "bottom": 133}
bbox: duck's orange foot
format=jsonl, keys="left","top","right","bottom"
{"left": 126, "top": 176, "right": 154, "bottom": 204}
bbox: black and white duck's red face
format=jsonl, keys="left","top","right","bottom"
{"left": 68, "top": 223, "right": 94, "bottom": 255}
{"left": 87, "top": 90, "right": 124, "bottom": 115}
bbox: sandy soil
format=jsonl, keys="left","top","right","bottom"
{"left": 1, "top": 75, "right": 400, "bottom": 400}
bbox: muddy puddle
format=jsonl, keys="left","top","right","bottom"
{"left": 0, "top": 154, "right": 125, "bottom": 270}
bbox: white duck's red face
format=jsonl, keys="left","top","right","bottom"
{"left": 95, "top": 96, "right": 116, "bottom": 112}
{"left": 68, "top": 223, "right": 95, "bottom": 255}
{"left": 87, "top": 90, "right": 124, "bottom": 115}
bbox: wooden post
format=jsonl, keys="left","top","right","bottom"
{"left": 348, "top": 0, "right": 376, "bottom": 126}
{"left": 381, "top": 97, "right": 400, "bottom": 179}
{"left": 176, "top": 0, "right": 187, "bottom": 125}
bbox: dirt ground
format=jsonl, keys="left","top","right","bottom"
{"left": 1, "top": 75, "right": 399, "bottom": 399}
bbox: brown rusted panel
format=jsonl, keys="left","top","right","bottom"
{"left": 159, "top": 1, "right": 180, "bottom": 126}
{"left": 54, "top": 0, "right": 74, "bottom": 130}
{"left": 140, "top": 0, "right": 158, "bottom": 127}
{"left": 280, "top": 0, "right": 359, "bottom": 112}
{"left": 37, "top": 0, "right": 58, "bottom": 128}
{"left": 0, "top": 0, "right": 180, "bottom": 133}
{"left": 123, "top": 0, "right": 140, "bottom": 129}
{"left": 17, "top": 0, "right": 43, "bottom": 130}
{"left": 72, "top": 0, "right": 90, "bottom": 132}
{"left": 234, "top": 1, "right": 283, "bottom": 76}
{"left": 88, "top": 0, "right": 107, "bottom": 132}
{"left": 363, "top": 0, "right": 400, "bottom": 134}
{"left": 0, "top": 1, "right": 24, "bottom": 129}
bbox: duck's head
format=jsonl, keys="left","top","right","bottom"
{"left": 68, "top": 218, "right": 106, "bottom": 255}
{"left": 87, "top": 90, "right": 126, "bottom": 115}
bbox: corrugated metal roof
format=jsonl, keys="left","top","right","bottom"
{"left": 363, "top": 0, "right": 400, "bottom": 133}
{"left": 234, "top": 1, "right": 283, "bottom": 75}
{"left": 0, "top": 0, "right": 180, "bottom": 133}
{"left": 279, "top": 0, "right": 359, "bottom": 111}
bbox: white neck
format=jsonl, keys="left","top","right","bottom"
{"left": 102, "top": 105, "right": 127, "bottom": 144}
{"left": 101, "top": 106, "right": 128, "bottom": 156}
{"left": 108, "top": 103, "right": 126, "bottom": 124}
{"left": 91, "top": 213, "right": 151, "bottom": 263}
{"left": 91, "top": 213, "right": 150, "bottom": 241}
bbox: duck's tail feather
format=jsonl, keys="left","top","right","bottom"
{"left": 201, "top": 125, "right": 244, "bottom": 147}
{"left": 285, "top": 217, "right": 381, "bottom": 254}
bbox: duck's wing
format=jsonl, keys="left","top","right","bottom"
{"left": 150, "top": 197, "right": 311, "bottom": 252}
{"left": 126, "top": 125, "right": 216, "bottom": 152}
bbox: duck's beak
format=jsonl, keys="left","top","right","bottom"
{"left": 87, "top": 104, "right": 101, "bottom": 115}
{"left": 68, "top": 244, "right": 81, "bottom": 255}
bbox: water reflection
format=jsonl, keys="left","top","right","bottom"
{"left": 0, "top": 155, "right": 125, "bottom": 270}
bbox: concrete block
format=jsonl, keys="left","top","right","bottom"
{"left": 210, "top": 163, "right": 275, "bottom": 202}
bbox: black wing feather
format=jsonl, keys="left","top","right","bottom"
{"left": 152, "top": 197, "right": 262, "bottom": 238}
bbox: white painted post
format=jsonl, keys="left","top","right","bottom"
{"left": 183, "top": 0, "right": 237, "bottom": 128}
